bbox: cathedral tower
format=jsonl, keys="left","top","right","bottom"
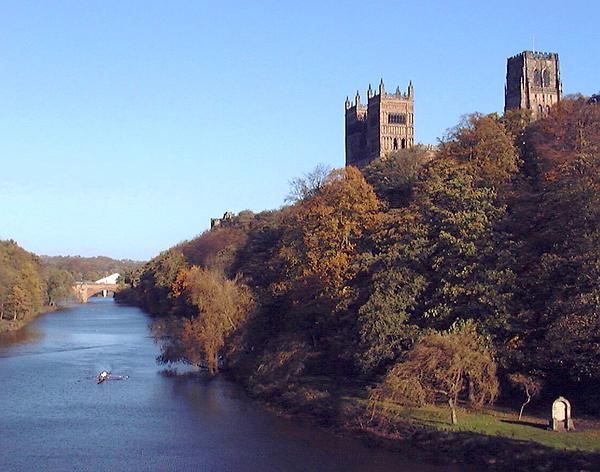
{"left": 345, "top": 80, "right": 414, "bottom": 168}
{"left": 505, "top": 51, "right": 562, "bottom": 120}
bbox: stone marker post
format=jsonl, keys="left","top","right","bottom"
{"left": 550, "top": 396, "right": 574, "bottom": 431}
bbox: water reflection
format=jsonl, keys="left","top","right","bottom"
{"left": 0, "top": 299, "right": 456, "bottom": 472}
{"left": 0, "top": 325, "right": 42, "bottom": 350}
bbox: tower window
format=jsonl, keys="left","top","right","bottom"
{"left": 543, "top": 69, "right": 551, "bottom": 87}
{"left": 534, "top": 69, "right": 542, "bottom": 86}
{"left": 388, "top": 113, "right": 407, "bottom": 124}
{"left": 401, "top": 138, "right": 406, "bottom": 149}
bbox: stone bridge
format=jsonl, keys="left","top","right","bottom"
{"left": 72, "top": 282, "right": 120, "bottom": 303}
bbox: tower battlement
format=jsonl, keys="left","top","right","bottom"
{"left": 345, "top": 79, "right": 414, "bottom": 168}
{"left": 505, "top": 50, "right": 562, "bottom": 119}
{"left": 508, "top": 50, "right": 558, "bottom": 61}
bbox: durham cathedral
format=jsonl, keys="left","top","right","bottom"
{"left": 345, "top": 50, "right": 563, "bottom": 167}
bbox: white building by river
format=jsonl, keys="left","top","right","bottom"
{"left": 94, "top": 273, "right": 120, "bottom": 284}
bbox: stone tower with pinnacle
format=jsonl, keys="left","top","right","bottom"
{"left": 345, "top": 79, "right": 414, "bottom": 168}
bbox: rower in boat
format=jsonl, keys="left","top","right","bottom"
{"left": 97, "top": 370, "right": 110, "bottom": 384}
{"left": 96, "top": 370, "right": 128, "bottom": 384}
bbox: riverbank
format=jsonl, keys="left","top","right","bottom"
{"left": 0, "top": 299, "right": 438, "bottom": 472}
{"left": 234, "top": 373, "right": 600, "bottom": 472}
{"left": 0, "top": 305, "right": 59, "bottom": 333}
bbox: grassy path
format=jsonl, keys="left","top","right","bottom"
{"left": 251, "top": 375, "right": 600, "bottom": 471}
{"left": 361, "top": 401, "right": 600, "bottom": 452}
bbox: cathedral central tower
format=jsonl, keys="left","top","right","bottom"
{"left": 345, "top": 79, "right": 414, "bottom": 168}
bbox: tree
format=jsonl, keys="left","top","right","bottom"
{"left": 5, "top": 283, "right": 31, "bottom": 321}
{"left": 508, "top": 374, "right": 542, "bottom": 420}
{"left": 0, "top": 240, "right": 45, "bottom": 319}
{"left": 137, "top": 250, "right": 186, "bottom": 315}
{"left": 45, "top": 269, "right": 74, "bottom": 306}
{"left": 363, "top": 146, "right": 432, "bottom": 208}
{"left": 508, "top": 100, "right": 600, "bottom": 405}
{"left": 501, "top": 108, "right": 532, "bottom": 140}
{"left": 285, "top": 163, "right": 332, "bottom": 203}
{"left": 524, "top": 96, "right": 600, "bottom": 178}
{"left": 369, "top": 322, "right": 498, "bottom": 425}
{"left": 355, "top": 209, "right": 429, "bottom": 373}
{"left": 281, "top": 166, "right": 382, "bottom": 301}
{"left": 0, "top": 273, "right": 9, "bottom": 320}
{"left": 157, "top": 266, "right": 255, "bottom": 374}
{"left": 230, "top": 211, "right": 288, "bottom": 295}
{"left": 415, "top": 160, "right": 516, "bottom": 336}
{"left": 40, "top": 254, "right": 142, "bottom": 283}
{"left": 356, "top": 150, "right": 517, "bottom": 375}
{"left": 176, "top": 227, "right": 248, "bottom": 272}
{"left": 439, "top": 113, "right": 520, "bottom": 187}
{"left": 356, "top": 265, "right": 424, "bottom": 373}
{"left": 542, "top": 313, "right": 600, "bottom": 389}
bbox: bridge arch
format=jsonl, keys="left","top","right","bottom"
{"left": 72, "top": 283, "right": 121, "bottom": 303}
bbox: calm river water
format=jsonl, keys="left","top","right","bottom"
{"left": 0, "top": 298, "right": 455, "bottom": 471}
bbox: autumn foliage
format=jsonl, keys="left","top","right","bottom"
{"left": 157, "top": 266, "right": 254, "bottom": 374}
{"left": 122, "top": 95, "right": 600, "bottom": 417}
{"left": 279, "top": 166, "right": 381, "bottom": 300}
{"left": 0, "top": 240, "right": 46, "bottom": 326}
{"left": 369, "top": 322, "right": 498, "bottom": 425}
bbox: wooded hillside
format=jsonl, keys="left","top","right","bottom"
{"left": 119, "top": 95, "right": 600, "bottom": 415}
{"left": 41, "top": 255, "right": 143, "bottom": 282}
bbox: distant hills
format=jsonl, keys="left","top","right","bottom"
{"left": 40, "top": 255, "right": 144, "bottom": 282}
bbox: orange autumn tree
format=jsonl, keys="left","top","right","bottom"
{"left": 5, "top": 283, "right": 32, "bottom": 321}
{"left": 522, "top": 96, "right": 600, "bottom": 184}
{"left": 157, "top": 266, "right": 254, "bottom": 375}
{"left": 439, "top": 113, "right": 520, "bottom": 187}
{"left": 279, "top": 166, "right": 382, "bottom": 303}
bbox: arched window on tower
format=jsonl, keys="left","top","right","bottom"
{"left": 534, "top": 69, "right": 542, "bottom": 86}
{"left": 393, "top": 138, "right": 398, "bottom": 150}
{"left": 401, "top": 138, "right": 406, "bottom": 149}
{"left": 538, "top": 104, "right": 543, "bottom": 116}
{"left": 543, "top": 69, "right": 551, "bottom": 87}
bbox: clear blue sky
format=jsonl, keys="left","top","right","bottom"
{"left": 1, "top": 1, "right": 598, "bottom": 260}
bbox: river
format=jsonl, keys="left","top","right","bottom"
{"left": 0, "top": 298, "right": 455, "bottom": 471}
